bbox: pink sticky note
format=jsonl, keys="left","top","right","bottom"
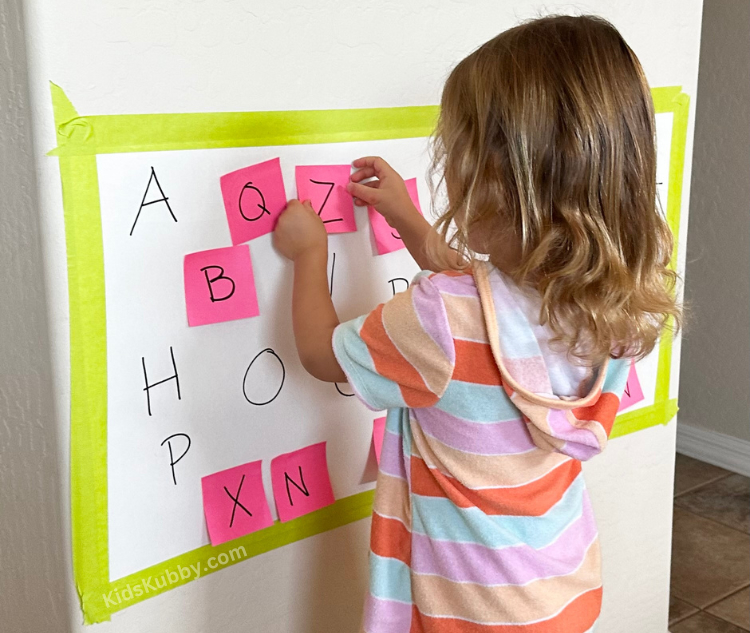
{"left": 368, "top": 178, "right": 422, "bottom": 255}
{"left": 619, "top": 361, "right": 645, "bottom": 411}
{"left": 220, "top": 158, "right": 287, "bottom": 244}
{"left": 271, "top": 442, "right": 335, "bottom": 522}
{"left": 295, "top": 165, "right": 357, "bottom": 234}
{"left": 184, "top": 244, "right": 259, "bottom": 327}
{"left": 201, "top": 460, "right": 273, "bottom": 546}
{"left": 373, "top": 417, "right": 387, "bottom": 465}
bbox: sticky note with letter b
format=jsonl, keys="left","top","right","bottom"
{"left": 201, "top": 460, "right": 273, "bottom": 546}
{"left": 368, "top": 177, "right": 422, "bottom": 255}
{"left": 271, "top": 442, "right": 335, "bottom": 522}
{"left": 184, "top": 244, "right": 259, "bottom": 326}
{"left": 296, "top": 165, "right": 357, "bottom": 234}
{"left": 220, "top": 158, "right": 287, "bottom": 244}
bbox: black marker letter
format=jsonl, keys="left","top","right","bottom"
{"left": 142, "top": 346, "right": 181, "bottom": 417}
{"left": 201, "top": 266, "right": 235, "bottom": 302}
{"left": 242, "top": 348, "right": 286, "bottom": 406}
{"left": 285, "top": 466, "right": 310, "bottom": 506}
{"left": 130, "top": 167, "right": 177, "bottom": 236}
{"left": 238, "top": 182, "right": 270, "bottom": 222}
{"left": 224, "top": 474, "right": 253, "bottom": 527}
{"left": 388, "top": 277, "right": 410, "bottom": 297}
{"left": 161, "top": 433, "right": 191, "bottom": 485}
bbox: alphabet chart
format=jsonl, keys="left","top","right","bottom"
{"left": 51, "top": 84, "right": 689, "bottom": 623}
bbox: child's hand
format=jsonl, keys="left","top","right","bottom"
{"left": 274, "top": 199, "right": 328, "bottom": 261}
{"left": 347, "top": 156, "right": 419, "bottom": 224}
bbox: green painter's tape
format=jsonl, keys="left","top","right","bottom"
{"left": 53, "top": 82, "right": 689, "bottom": 623}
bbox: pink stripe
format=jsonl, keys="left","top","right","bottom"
{"left": 417, "top": 407, "right": 535, "bottom": 455}
{"left": 430, "top": 273, "right": 479, "bottom": 298}
{"left": 547, "top": 409, "right": 600, "bottom": 449}
{"left": 411, "top": 495, "right": 598, "bottom": 585}
{"left": 379, "top": 428, "right": 408, "bottom": 480}
{"left": 411, "top": 278, "right": 455, "bottom": 364}
{"left": 364, "top": 594, "right": 412, "bottom": 633}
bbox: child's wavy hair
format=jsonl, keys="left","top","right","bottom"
{"left": 430, "top": 14, "right": 682, "bottom": 365}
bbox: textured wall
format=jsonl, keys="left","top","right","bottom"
{"left": 681, "top": 0, "right": 750, "bottom": 441}
{"left": 0, "top": 0, "right": 71, "bottom": 630}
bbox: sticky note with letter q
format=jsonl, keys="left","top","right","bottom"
{"left": 368, "top": 177, "right": 422, "bottom": 255}
{"left": 220, "top": 158, "right": 287, "bottom": 244}
{"left": 184, "top": 244, "right": 259, "bottom": 327}
{"left": 295, "top": 165, "right": 357, "bottom": 234}
{"left": 201, "top": 460, "right": 273, "bottom": 546}
{"left": 270, "top": 442, "right": 335, "bottom": 522}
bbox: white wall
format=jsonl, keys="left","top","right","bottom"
{"left": 680, "top": 0, "right": 750, "bottom": 443}
{"left": 0, "top": 1, "right": 70, "bottom": 631}
{"left": 1, "top": 1, "right": 703, "bottom": 631}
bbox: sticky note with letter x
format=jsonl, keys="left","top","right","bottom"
{"left": 271, "top": 442, "right": 335, "bottom": 522}
{"left": 184, "top": 244, "right": 259, "bottom": 327}
{"left": 295, "top": 165, "right": 357, "bottom": 234}
{"left": 368, "top": 177, "right": 422, "bottom": 255}
{"left": 201, "top": 460, "right": 273, "bottom": 546}
{"left": 220, "top": 158, "right": 287, "bottom": 244}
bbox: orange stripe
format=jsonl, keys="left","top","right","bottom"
{"left": 409, "top": 587, "right": 602, "bottom": 632}
{"left": 371, "top": 512, "right": 411, "bottom": 565}
{"left": 360, "top": 304, "right": 436, "bottom": 408}
{"left": 572, "top": 392, "right": 620, "bottom": 436}
{"left": 410, "top": 456, "right": 581, "bottom": 516}
{"left": 453, "top": 339, "right": 503, "bottom": 386}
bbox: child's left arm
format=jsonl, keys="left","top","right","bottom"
{"left": 274, "top": 199, "right": 347, "bottom": 383}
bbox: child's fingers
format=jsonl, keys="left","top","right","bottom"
{"left": 352, "top": 156, "right": 390, "bottom": 176}
{"left": 350, "top": 166, "right": 378, "bottom": 183}
{"left": 346, "top": 181, "right": 379, "bottom": 206}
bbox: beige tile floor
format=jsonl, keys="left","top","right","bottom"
{"left": 669, "top": 454, "right": 750, "bottom": 632}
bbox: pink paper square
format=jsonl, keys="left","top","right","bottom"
{"left": 201, "top": 460, "right": 273, "bottom": 546}
{"left": 368, "top": 177, "right": 422, "bottom": 255}
{"left": 373, "top": 417, "right": 387, "bottom": 465}
{"left": 295, "top": 165, "right": 357, "bottom": 234}
{"left": 618, "top": 361, "right": 645, "bottom": 411}
{"left": 184, "top": 244, "right": 259, "bottom": 327}
{"left": 271, "top": 442, "right": 335, "bottom": 522}
{"left": 220, "top": 158, "right": 287, "bottom": 244}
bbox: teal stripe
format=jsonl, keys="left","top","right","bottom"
{"left": 333, "top": 317, "right": 407, "bottom": 410}
{"left": 436, "top": 380, "right": 520, "bottom": 422}
{"left": 603, "top": 357, "right": 630, "bottom": 395}
{"left": 369, "top": 553, "right": 412, "bottom": 603}
{"left": 411, "top": 474, "right": 586, "bottom": 549}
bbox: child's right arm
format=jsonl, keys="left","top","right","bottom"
{"left": 346, "top": 156, "right": 465, "bottom": 271}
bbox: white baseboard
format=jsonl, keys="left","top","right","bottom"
{"left": 676, "top": 422, "right": 750, "bottom": 477}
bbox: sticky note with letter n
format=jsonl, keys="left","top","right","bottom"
{"left": 201, "top": 460, "right": 273, "bottom": 546}
{"left": 184, "top": 244, "right": 259, "bottom": 326}
{"left": 270, "top": 442, "right": 335, "bottom": 522}
{"left": 220, "top": 158, "right": 287, "bottom": 244}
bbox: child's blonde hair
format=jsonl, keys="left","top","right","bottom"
{"left": 430, "top": 14, "right": 681, "bottom": 365}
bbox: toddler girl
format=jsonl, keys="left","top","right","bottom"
{"left": 274, "top": 14, "right": 680, "bottom": 633}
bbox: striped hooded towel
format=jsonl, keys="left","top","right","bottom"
{"left": 332, "top": 261, "right": 630, "bottom": 633}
